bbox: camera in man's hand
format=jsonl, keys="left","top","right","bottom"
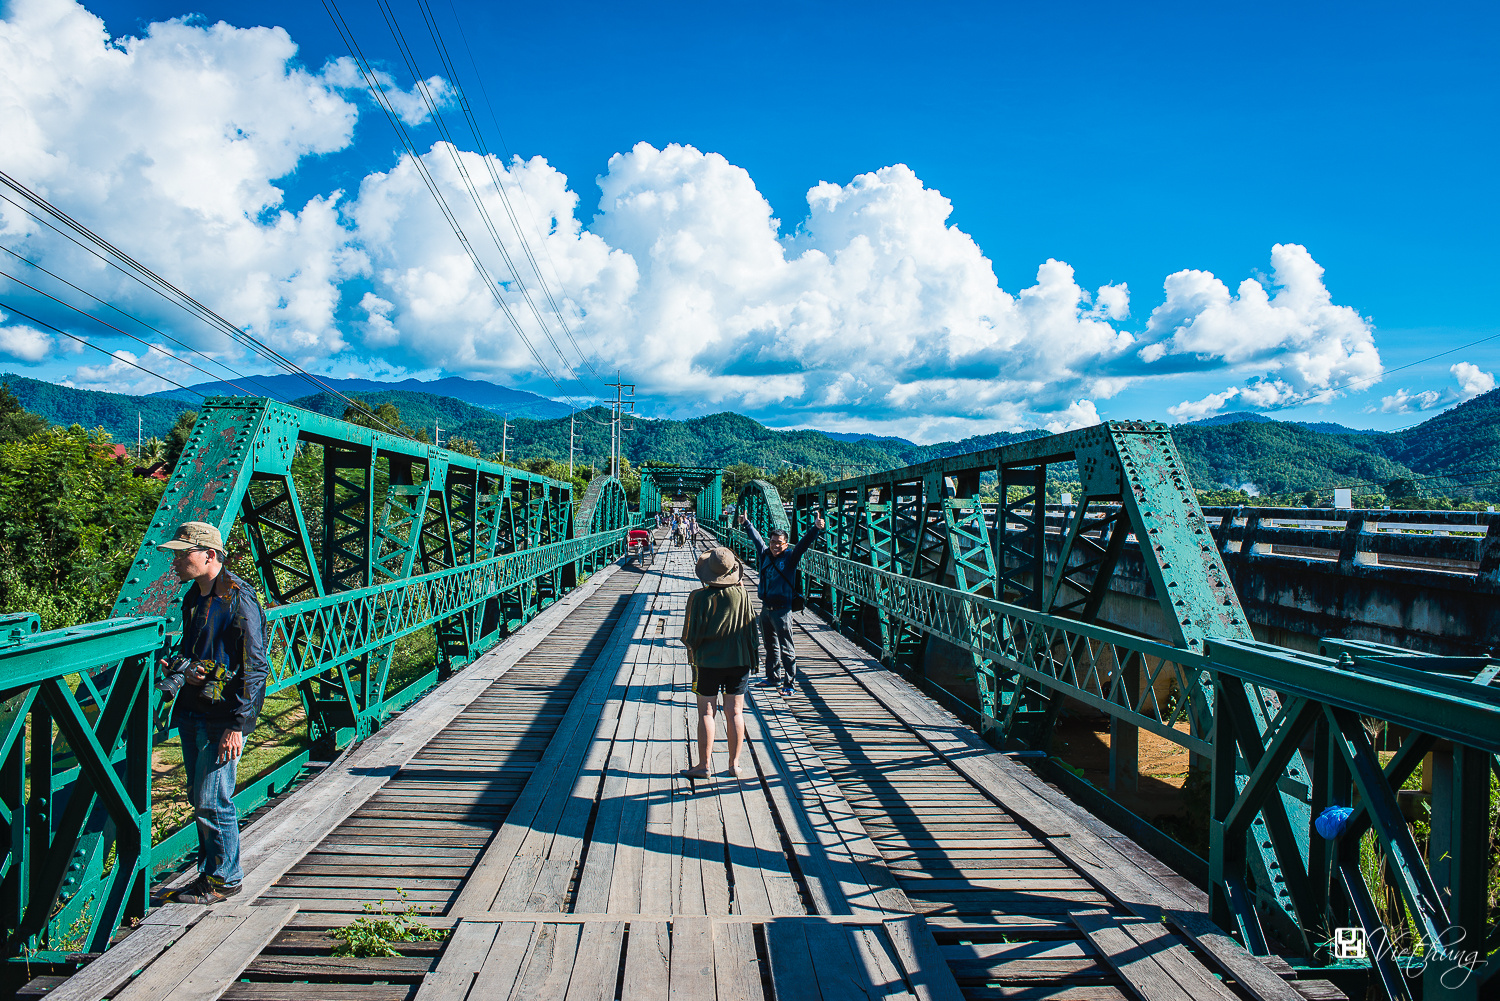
{"left": 156, "top": 656, "right": 192, "bottom": 699}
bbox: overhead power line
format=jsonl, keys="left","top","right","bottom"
{"left": 0, "top": 299, "right": 205, "bottom": 397}
{"left": 0, "top": 170, "right": 413, "bottom": 438}
{"left": 0, "top": 267, "right": 257, "bottom": 393}
{"left": 412, "top": 0, "right": 605, "bottom": 384}
{"left": 0, "top": 244, "right": 272, "bottom": 397}
{"left": 439, "top": 0, "right": 609, "bottom": 374}
{"left": 321, "top": 0, "right": 587, "bottom": 409}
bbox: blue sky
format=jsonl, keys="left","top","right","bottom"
{"left": 1, "top": 0, "right": 1496, "bottom": 439}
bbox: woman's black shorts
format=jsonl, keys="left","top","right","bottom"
{"left": 693, "top": 666, "right": 752, "bottom": 697}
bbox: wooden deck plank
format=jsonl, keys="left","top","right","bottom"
{"left": 621, "top": 920, "right": 671, "bottom": 1001}
{"left": 470, "top": 921, "right": 538, "bottom": 1000}
{"left": 764, "top": 920, "right": 821, "bottom": 1001}
{"left": 712, "top": 920, "right": 764, "bottom": 1001}
{"left": 511, "top": 922, "right": 581, "bottom": 1000}
{"left": 668, "top": 915, "right": 716, "bottom": 1000}
{"left": 562, "top": 921, "right": 625, "bottom": 1001}
{"left": 1070, "top": 911, "right": 1198, "bottom": 1001}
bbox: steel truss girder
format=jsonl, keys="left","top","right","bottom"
{"left": 776, "top": 421, "right": 1400, "bottom": 952}
{"left": 0, "top": 616, "right": 164, "bottom": 959}
{"left": 0, "top": 397, "right": 631, "bottom": 962}
{"left": 641, "top": 464, "right": 723, "bottom": 522}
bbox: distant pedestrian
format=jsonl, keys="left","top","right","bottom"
{"left": 739, "top": 511, "right": 824, "bottom": 695}
{"left": 154, "top": 521, "right": 269, "bottom": 904}
{"left": 680, "top": 547, "right": 758, "bottom": 779}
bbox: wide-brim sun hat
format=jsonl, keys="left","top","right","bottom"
{"left": 695, "top": 546, "right": 743, "bottom": 587}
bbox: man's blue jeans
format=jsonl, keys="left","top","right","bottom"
{"left": 179, "top": 714, "right": 243, "bottom": 886}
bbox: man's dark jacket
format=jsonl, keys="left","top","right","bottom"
{"left": 175, "top": 569, "right": 270, "bottom": 735}
{"left": 744, "top": 521, "right": 821, "bottom": 608}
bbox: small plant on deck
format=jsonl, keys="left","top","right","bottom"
{"left": 331, "top": 889, "right": 446, "bottom": 958}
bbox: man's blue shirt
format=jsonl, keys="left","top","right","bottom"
{"left": 744, "top": 521, "right": 821, "bottom": 608}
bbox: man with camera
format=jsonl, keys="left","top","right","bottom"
{"left": 737, "top": 510, "right": 824, "bottom": 695}
{"left": 155, "top": 521, "right": 269, "bottom": 904}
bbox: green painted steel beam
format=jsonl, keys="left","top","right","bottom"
{"left": 0, "top": 618, "right": 165, "bottom": 696}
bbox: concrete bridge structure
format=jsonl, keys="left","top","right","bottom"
{"left": 1, "top": 400, "right": 1494, "bottom": 1001}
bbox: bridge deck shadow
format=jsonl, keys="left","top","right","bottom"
{"left": 39, "top": 540, "right": 1343, "bottom": 1001}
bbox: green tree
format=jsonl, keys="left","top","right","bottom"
{"left": 1385, "top": 477, "right": 1418, "bottom": 504}
{"left": 165, "top": 410, "right": 198, "bottom": 471}
{"left": 0, "top": 381, "right": 48, "bottom": 444}
{"left": 446, "top": 436, "right": 481, "bottom": 458}
{"left": 342, "top": 398, "right": 411, "bottom": 436}
{"left": 0, "top": 426, "right": 165, "bottom": 628}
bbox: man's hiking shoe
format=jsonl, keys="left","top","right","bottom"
{"left": 779, "top": 683, "right": 794, "bottom": 696}
{"left": 172, "top": 875, "right": 242, "bottom": 905}
{"left": 756, "top": 678, "right": 777, "bottom": 688}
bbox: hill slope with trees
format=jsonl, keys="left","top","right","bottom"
{"left": 8, "top": 372, "right": 1500, "bottom": 503}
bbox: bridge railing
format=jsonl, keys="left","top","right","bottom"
{"left": 0, "top": 615, "right": 163, "bottom": 960}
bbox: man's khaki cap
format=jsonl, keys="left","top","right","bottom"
{"left": 156, "top": 521, "right": 226, "bottom": 554}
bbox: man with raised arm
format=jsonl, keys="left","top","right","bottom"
{"left": 737, "top": 510, "right": 825, "bottom": 695}
{"left": 155, "top": 521, "right": 269, "bottom": 904}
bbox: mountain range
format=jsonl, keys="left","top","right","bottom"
{"left": 5, "top": 371, "right": 1498, "bottom": 500}
{"left": 148, "top": 374, "right": 571, "bottom": 420}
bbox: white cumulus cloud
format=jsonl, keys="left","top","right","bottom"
{"left": 0, "top": 0, "right": 1400, "bottom": 442}
{"left": 0, "top": 311, "right": 53, "bottom": 361}
{"left": 1378, "top": 361, "right": 1497, "bottom": 415}
{"left": 1451, "top": 361, "right": 1496, "bottom": 400}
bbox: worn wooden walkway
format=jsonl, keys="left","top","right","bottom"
{"left": 34, "top": 535, "right": 1345, "bottom": 1001}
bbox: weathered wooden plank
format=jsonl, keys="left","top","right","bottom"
{"left": 712, "top": 920, "right": 763, "bottom": 1001}
{"left": 112, "top": 914, "right": 247, "bottom": 1001}
{"left": 1070, "top": 911, "right": 1196, "bottom": 1001}
{"left": 764, "top": 920, "right": 821, "bottom": 1001}
{"left": 804, "top": 920, "right": 881, "bottom": 1001}
{"left": 470, "top": 921, "right": 537, "bottom": 999}
{"left": 1164, "top": 909, "right": 1310, "bottom": 1001}
{"left": 122, "top": 904, "right": 297, "bottom": 1001}
{"left": 1118, "top": 919, "right": 1240, "bottom": 1001}
{"left": 849, "top": 926, "right": 917, "bottom": 1001}
{"left": 562, "top": 921, "right": 625, "bottom": 1001}
{"left": 882, "top": 916, "right": 967, "bottom": 1001}
{"left": 668, "top": 916, "right": 716, "bottom": 1001}
{"left": 621, "top": 920, "right": 671, "bottom": 1001}
{"left": 510, "top": 923, "right": 581, "bottom": 1000}
{"left": 414, "top": 919, "right": 499, "bottom": 1001}
{"left": 45, "top": 921, "right": 192, "bottom": 1001}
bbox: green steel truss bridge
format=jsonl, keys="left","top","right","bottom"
{"left": 0, "top": 409, "right": 1494, "bottom": 1001}
{"left": 639, "top": 464, "right": 724, "bottom": 524}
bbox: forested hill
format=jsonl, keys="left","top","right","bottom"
{"left": 3, "top": 373, "right": 189, "bottom": 438}
{"left": 6, "top": 371, "right": 1499, "bottom": 501}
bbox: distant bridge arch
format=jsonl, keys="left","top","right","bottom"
{"left": 640, "top": 464, "right": 724, "bottom": 522}
{"left": 733, "top": 478, "right": 791, "bottom": 541}
{"left": 573, "top": 475, "right": 631, "bottom": 538}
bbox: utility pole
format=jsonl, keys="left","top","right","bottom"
{"left": 433, "top": 418, "right": 443, "bottom": 448}
{"left": 605, "top": 373, "right": 635, "bottom": 480}
{"left": 500, "top": 414, "right": 511, "bottom": 463}
{"left": 136, "top": 412, "right": 142, "bottom": 463}
{"left": 568, "top": 411, "right": 580, "bottom": 478}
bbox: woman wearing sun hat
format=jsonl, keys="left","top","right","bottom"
{"left": 680, "top": 545, "right": 758, "bottom": 778}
